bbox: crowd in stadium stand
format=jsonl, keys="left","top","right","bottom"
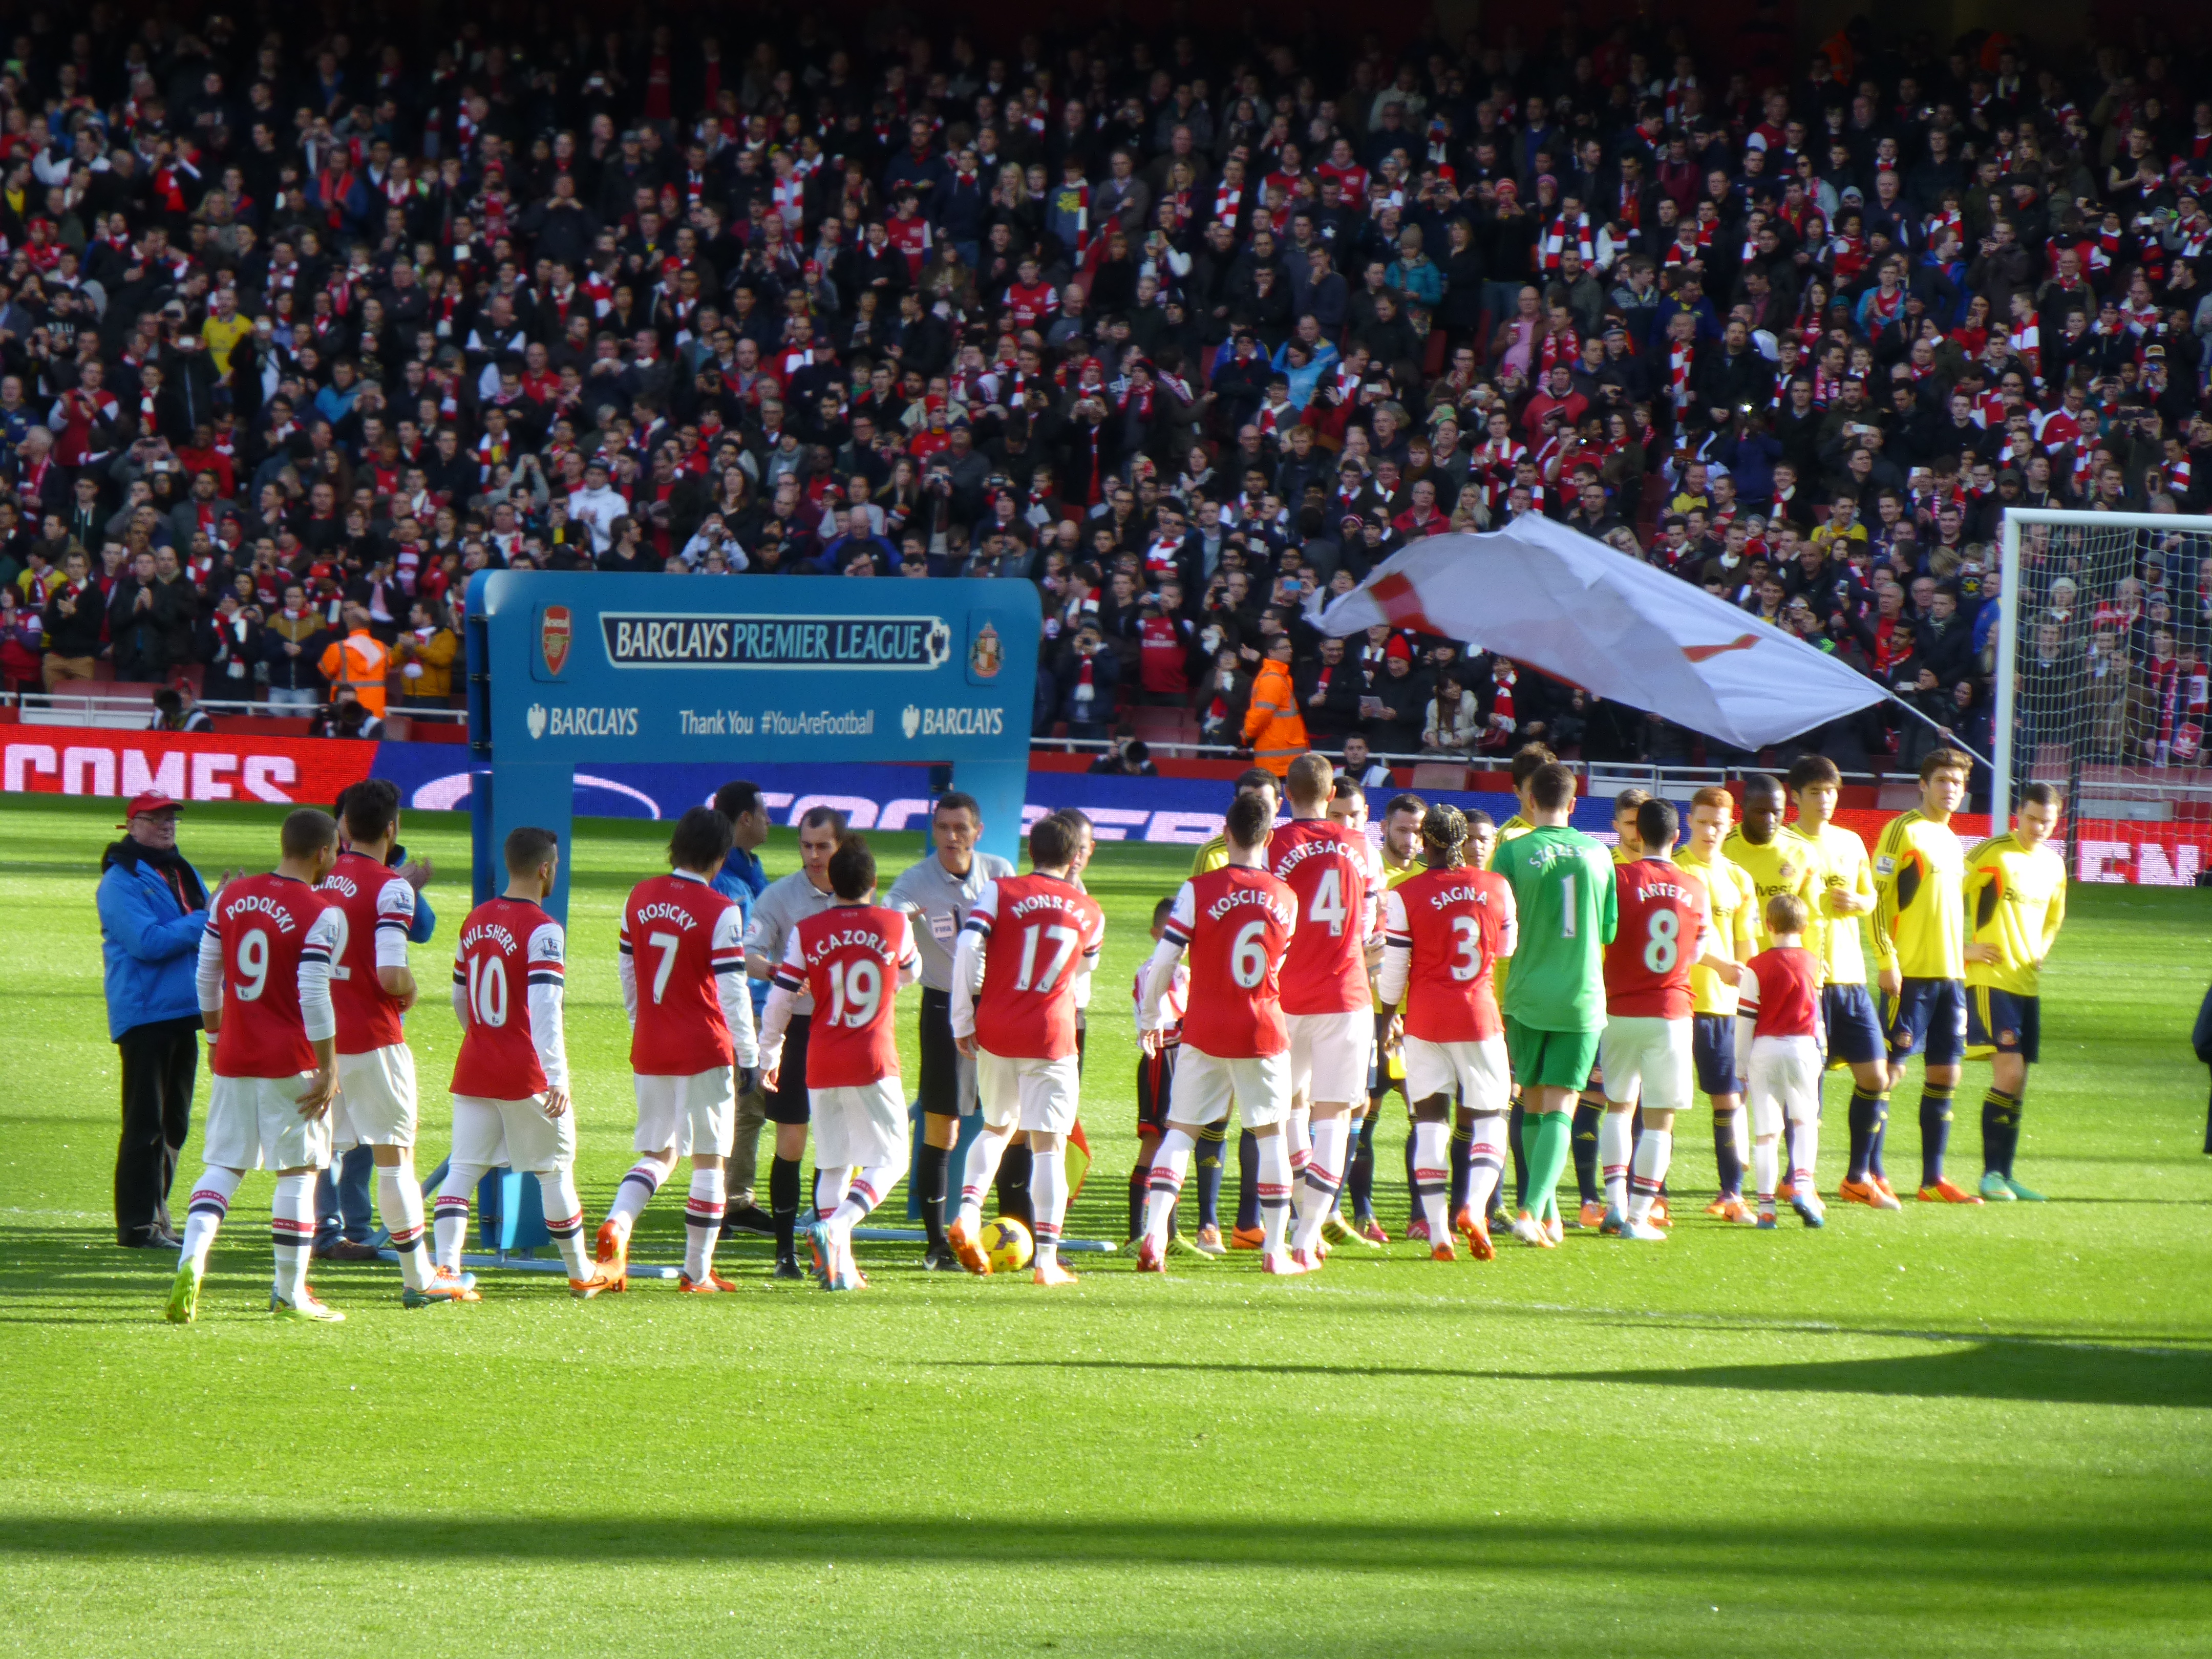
{"left": 0, "top": 9, "right": 2208, "bottom": 772}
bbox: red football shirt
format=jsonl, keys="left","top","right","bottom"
{"left": 1267, "top": 817, "right": 1374, "bottom": 1015}
{"left": 203, "top": 874, "right": 339, "bottom": 1078}
{"left": 620, "top": 871, "right": 747, "bottom": 1076}
{"left": 772, "top": 904, "right": 919, "bottom": 1088}
{"left": 317, "top": 848, "right": 416, "bottom": 1054}
{"left": 1603, "top": 857, "right": 1711, "bottom": 1020}
{"left": 450, "top": 897, "right": 566, "bottom": 1098}
{"left": 1738, "top": 945, "right": 1823, "bottom": 1040}
{"left": 963, "top": 873, "right": 1105, "bottom": 1061}
{"left": 1164, "top": 865, "right": 1299, "bottom": 1058}
{"left": 1382, "top": 865, "right": 1515, "bottom": 1043}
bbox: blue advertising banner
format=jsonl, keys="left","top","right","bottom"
{"left": 462, "top": 571, "right": 1041, "bottom": 918}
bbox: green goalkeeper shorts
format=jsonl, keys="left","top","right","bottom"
{"left": 1504, "top": 1019, "right": 1602, "bottom": 1093}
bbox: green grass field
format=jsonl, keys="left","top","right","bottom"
{"left": 4, "top": 792, "right": 2210, "bottom": 1657}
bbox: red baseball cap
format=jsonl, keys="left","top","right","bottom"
{"left": 121, "top": 791, "right": 183, "bottom": 823}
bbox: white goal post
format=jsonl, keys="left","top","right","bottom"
{"left": 1996, "top": 507, "right": 2212, "bottom": 881}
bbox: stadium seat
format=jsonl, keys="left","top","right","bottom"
{"left": 1130, "top": 705, "right": 1198, "bottom": 747}
{"left": 1409, "top": 762, "right": 1472, "bottom": 790}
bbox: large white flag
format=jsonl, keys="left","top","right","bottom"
{"left": 1304, "top": 517, "right": 1886, "bottom": 751}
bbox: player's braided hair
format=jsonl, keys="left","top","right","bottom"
{"left": 1420, "top": 804, "right": 1470, "bottom": 866}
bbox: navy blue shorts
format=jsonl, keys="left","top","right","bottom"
{"left": 1883, "top": 977, "right": 1968, "bottom": 1067}
{"left": 1966, "top": 987, "right": 2040, "bottom": 1064}
{"left": 1691, "top": 1013, "right": 1740, "bottom": 1095}
{"left": 1822, "top": 983, "right": 1886, "bottom": 1068}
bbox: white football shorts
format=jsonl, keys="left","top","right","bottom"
{"left": 633, "top": 1066, "right": 736, "bottom": 1157}
{"left": 1402, "top": 1033, "right": 1511, "bottom": 1114}
{"left": 1600, "top": 1015, "right": 1696, "bottom": 1115}
{"left": 1286, "top": 1009, "right": 1373, "bottom": 1105}
{"left": 1746, "top": 1034, "right": 1823, "bottom": 1135}
{"left": 1168, "top": 1044, "right": 1292, "bottom": 1131}
{"left": 202, "top": 1072, "right": 333, "bottom": 1173}
{"left": 811, "top": 1076, "right": 910, "bottom": 1168}
{"left": 332, "top": 1044, "right": 418, "bottom": 1148}
{"left": 976, "top": 1048, "right": 1081, "bottom": 1135}
{"left": 450, "top": 1093, "right": 576, "bottom": 1175}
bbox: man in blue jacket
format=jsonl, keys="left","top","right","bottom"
{"left": 98, "top": 792, "right": 225, "bottom": 1249}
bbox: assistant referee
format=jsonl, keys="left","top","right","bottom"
{"left": 887, "top": 792, "right": 1014, "bottom": 1270}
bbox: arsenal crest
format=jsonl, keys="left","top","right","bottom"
{"left": 969, "top": 621, "right": 1003, "bottom": 679}
{"left": 540, "top": 606, "right": 572, "bottom": 676}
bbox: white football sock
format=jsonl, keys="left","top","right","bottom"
{"left": 1411, "top": 1120, "right": 1450, "bottom": 1243}
{"left": 1790, "top": 1115, "right": 1819, "bottom": 1188}
{"left": 814, "top": 1166, "right": 852, "bottom": 1220}
{"left": 433, "top": 1162, "right": 487, "bottom": 1270}
{"left": 1467, "top": 1115, "right": 1505, "bottom": 1218}
{"left": 1599, "top": 1111, "right": 1634, "bottom": 1214}
{"left": 179, "top": 1166, "right": 241, "bottom": 1272}
{"left": 955, "top": 1126, "right": 1013, "bottom": 1229}
{"left": 833, "top": 1158, "right": 903, "bottom": 1233}
{"left": 1627, "top": 1129, "right": 1672, "bottom": 1225}
{"left": 1141, "top": 1128, "right": 1194, "bottom": 1244}
{"left": 1029, "top": 1143, "right": 1068, "bottom": 1268}
{"left": 1285, "top": 1105, "right": 1311, "bottom": 1214}
{"left": 270, "top": 1173, "right": 314, "bottom": 1302}
{"left": 1732, "top": 1105, "right": 1751, "bottom": 1166}
{"left": 1752, "top": 1140, "right": 1779, "bottom": 1207}
{"left": 1292, "top": 1115, "right": 1349, "bottom": 1253}
{"left": 606, "top": 1161, "right": 664, "bottom": 1236}
{"left": 1257, "top": 1134, "right": 1293, "bottom": 1253}
{"left": 376, "top": 1162, "right": 432, "bottom": 1291}
{"left": 535, "top": 1170, "right": 593, "bottom": 1279}
{"left": 683, "top": 1166, "right": 726, "bottom": 1282}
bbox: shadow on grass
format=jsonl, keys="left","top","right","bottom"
{"left": 0, "top": 1513, "right": 2205, "bottom": 1587}
{"left": 931, "top": 1342, "right": 2212, "bottom": 1410}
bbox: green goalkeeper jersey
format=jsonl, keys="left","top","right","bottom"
{"left": 1491, "top": 824, "right": 1617, "bottom": 1032}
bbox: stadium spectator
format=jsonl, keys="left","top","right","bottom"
{"left": 0, "top": 16, "right": 2195, "bottom": 766}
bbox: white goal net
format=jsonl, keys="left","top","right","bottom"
{"left": 1998, "top": 509, "right": 2212, "bottom": 885}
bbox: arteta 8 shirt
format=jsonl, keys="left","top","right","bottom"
{"left": 771, "top": 904, "right": 920, "bottom": 1088}
{"left": 1160, "top": 864, "right": 1298, "bottom": 1058}
{"left": 953, "top": 872, "right": 1105, "bottom": 1060}
{"left": 196, "top": 873, "right": 340, "bottom": 1078}
{"left": 450, "top": 897, "right": 568, "bottom": 1098}
{"left": 1377, "top": 864, "right": 1516, "bottom": 1043}
{"left": 619, "top": 869, "right": 757, "bottom": 1075}
{"left": 1267, "top": 816, "right": 1375, "bottom": 1014}
{"left": 1603, "top": 856, "right": 1712, "bottom": 1020}
{"left": 317, "top": 848, "right": 417, "bottom": 1053}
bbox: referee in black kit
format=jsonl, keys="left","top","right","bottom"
{"left": 743, "top": 804, "right": 847, "bottom": 1279}
{"left": 886, "top": 791, "right": 1014, "bottom": 1269}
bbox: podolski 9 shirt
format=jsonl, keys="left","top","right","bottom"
{"left": 198, "top": 874, "right": 339, "bottom": 1078}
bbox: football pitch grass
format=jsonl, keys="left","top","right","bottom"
{"left": 3, "top": 792, "right": 2209, "bottom": 1657}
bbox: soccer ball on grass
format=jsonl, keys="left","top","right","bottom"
{"left": 979, "top": 1216, "right": 1033, "bottom": 1273}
